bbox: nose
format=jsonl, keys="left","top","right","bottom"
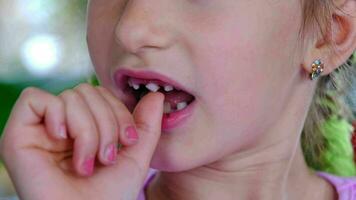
{"left": 115, "top": 0, "right": 174, "bottom": 54}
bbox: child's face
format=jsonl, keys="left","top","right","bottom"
{"left": 87, "top": 0, "right": 307, "bottom": 171}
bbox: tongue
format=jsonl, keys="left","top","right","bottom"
{"left": 164, "top": 90, "right": 194, "bottom": 108}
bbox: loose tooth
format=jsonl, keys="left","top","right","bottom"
{"left": 164, "top": 102, "right": 172, "bottom": 114}
{"left": 146, "top": 83, "right": 160, "bottom": 92}
{"left": 132, "top": 83, "right": 140, "bottom": 90}
{"left": 164, "top": 85, "right": 174, "bottom": 92}
{"left": 176, "top": 102, "right": 188, "bottom": 111}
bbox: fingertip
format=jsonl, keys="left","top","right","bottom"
{"left": 117, "top": 125, "right": 139, "bottom": 147}
{"left": 82, "top": 156, "right": 95, "bottom": 176}
{"left": 49, "top": 123, "right": 67, "bottom": 140}
{"left": 100, "top": 143, "right": 118, "bottom": 165}
{"left": 151, "top": 92, "right": 165, "bottom": 103}
{"left": 133, "top": 92, "right": 165, "bottom": 116}
{"left": 72, "top": 135, "right": 98, "bottom": 176}
{"left": 119, "top": 92, "right": 165, "bottom": 171}
{"left": 106, "top": 144, "right": 118, "bottom": 164}
{"left": 74, "top": 155, "right": 95, "bottom": 177}
{"left": 125, "top": 126, "right": 139, "bottom": 141}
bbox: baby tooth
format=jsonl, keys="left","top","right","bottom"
{"left": 164, "top": 85, "right": 174, "bottom": 92}
{"left": 176, "top": 102, "right": 188, "bottom": 111}
{"left": 132, "top": 83, "right": 140, "bottom": 90}
{"left": 164, "top": 102, "right": 172, "bottom": 114}
{"left": 146, "top": 83, "right": 160, "bottom": 92}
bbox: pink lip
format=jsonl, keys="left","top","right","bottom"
{"left": 161, "top": 100, "right": 196, "bottom": 131}
{"left": 113, "top": 67, "right": 196, "bottom": 132}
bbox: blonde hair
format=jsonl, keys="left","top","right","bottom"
{"left": 300, "top": 0, "right": 356, "bottom": 170}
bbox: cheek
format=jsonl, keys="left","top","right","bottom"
{"left": 87, "top": 28, "right": 113, "bottom": 86}
{"left": 194, "top": 31, "right": 275, "bottom": 132}
{"left": 87, "top": 1, "right": 127, "bottom": 87}
{"left": 191, "top": 2, "right": 302, "bottom": 146}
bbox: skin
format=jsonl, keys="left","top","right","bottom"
{"left": 1, "top": 0, "right": 355, "bottom": 199}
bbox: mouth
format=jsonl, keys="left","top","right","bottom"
{"left": 114, "top": 69, "right": 196, "bottom": 131}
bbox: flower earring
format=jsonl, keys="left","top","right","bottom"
{"left": 310, "top": 59, "right": 324, "bottom": 80}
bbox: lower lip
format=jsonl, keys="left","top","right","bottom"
{"left": 161, "top": 100, "right": 196, "bottom": 132}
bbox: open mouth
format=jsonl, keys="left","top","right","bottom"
{"left": 114, "top": 69, "right": 196, "bottom": 131}
{"left": 124, "top": 77, "right": 195, "bottom": 114}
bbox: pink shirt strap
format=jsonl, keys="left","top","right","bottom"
{"left": 317, "top": 171, "right": 356, "bottom": 200}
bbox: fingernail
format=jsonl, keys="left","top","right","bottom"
{"left": 82, "top": 157, "right": 95, "bottom": 176}
{"left": 125, "top": 126, "right": 139, "bottom": 140}
{"left": 58, "top": 124, "right": 67, "bottom": 139}
{"left": 105, "top": 144, "right": 117, "bottom": 163}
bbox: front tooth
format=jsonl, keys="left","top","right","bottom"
{"left": 176, "top": 101, "right": 188, "bottom": 111}
{"left": 146, "top": 83, "right": 160, "bottom": 92}
{"left": 132, "top": 83, "right": 140, "bottom": 90}
{"left": 164, "top": 85, "right": 174, "bottom": 92}
{"left": 164, "top": 102, "right": 172, "bottom": 114}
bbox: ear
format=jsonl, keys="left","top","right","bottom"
{"left": 303, "top": 0, "right": 356, "bottom": 77}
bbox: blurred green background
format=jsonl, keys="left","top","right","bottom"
{"left": 0, "top": 0, "right": 91, "bottom": 135}
{"left": 0, "top": 0, "right": 90, "bottom": 196}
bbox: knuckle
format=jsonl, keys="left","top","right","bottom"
{"left": 51, "top": 96, "right": 65, "bottom": 110}
{"left": 96, "top": 86, "right": 116, "bottom": 99}
{"left": 19, "top": 87, "right": 41, "bottom": 100}
{"left": 60, "top": 89, "right": 79, "bottom": 101}
{"left": 96, "top": 86, "right": 108, "bottom": 93}
{"left": 100, "top": 89, "right": 126, "bottom": 109}
{"left": 20, "top": 87, "right": 62, "bottom": 110}
{"left": 75, "top": 83, "right": 94, "bottom": 92}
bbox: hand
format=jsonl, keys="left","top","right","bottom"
{"left": 0, "top": 84, "right": 164, "bottom": 200}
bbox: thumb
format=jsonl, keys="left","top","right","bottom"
{"left": 120, "top": 92, "right": 164, "bottom": 172}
